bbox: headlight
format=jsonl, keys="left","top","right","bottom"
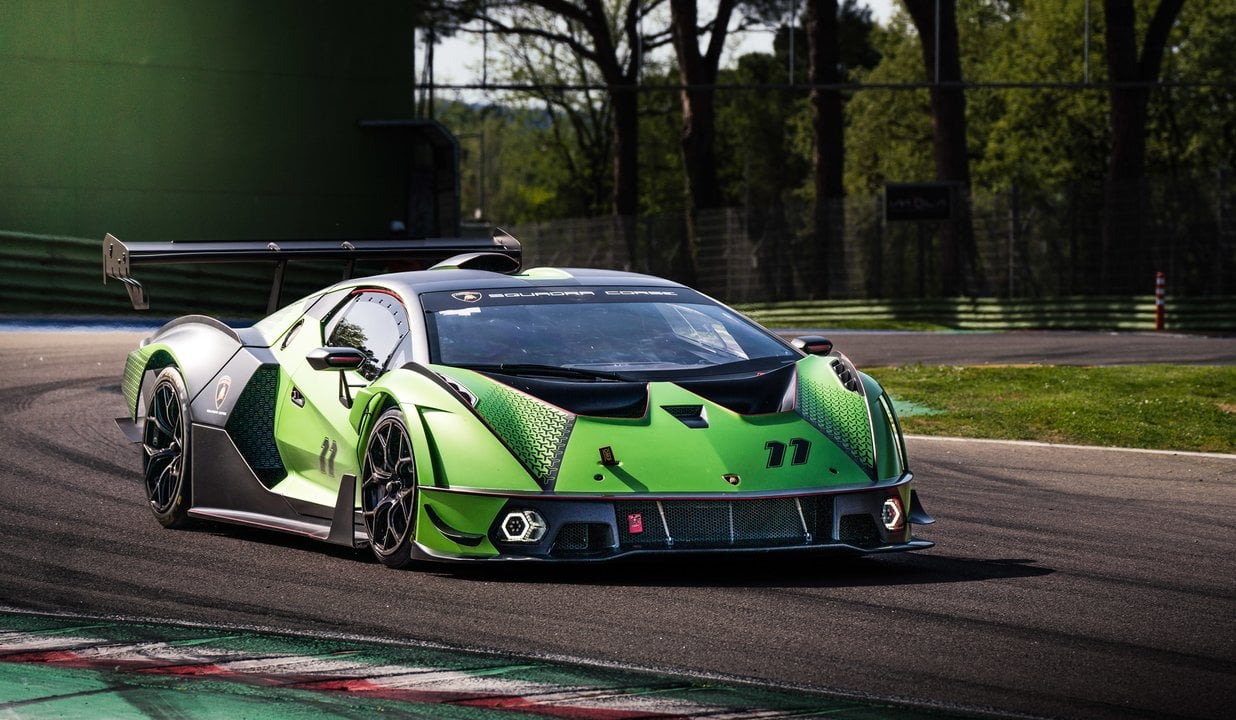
{"left": 881, "top": 496, "right": 905, "bottom": 532}
{"left": 499, "top": 509, "right": 547, "bottom": 543}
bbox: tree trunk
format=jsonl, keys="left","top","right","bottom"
{"left": 1101, "top": 0, "right": 1184, "bottom": 294}
{"left": 808, "top": 0, "right": 845, "bottom": 298}
{"left": 611, "top": 85, "right": 640, "bottom": 269}
{"left": 668, "top": 0, "right": 735, "bottom": 286}
{"left": 903, "top": 0, "right": 976, "bottom": 297}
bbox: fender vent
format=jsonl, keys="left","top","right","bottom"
{"left": 829, "top": 356, "right": 863, "bottom": 393}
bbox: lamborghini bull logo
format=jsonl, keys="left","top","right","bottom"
{"left": 215, "top": 375, "right": 231, "bottom": 410}
{"left": 452, "top": 291, "right": 482, "bottom": 303}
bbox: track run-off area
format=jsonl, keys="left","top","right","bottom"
{"left": 0, "top": 327, "right": 1233, "bottom": 719}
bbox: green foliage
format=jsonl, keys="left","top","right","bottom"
{"left": 716, "top": 52, "right": 810, "bottom": 209}
{"left": 845, "top": 0, "right": 1234, "bottom": 199}
{"left": 975, "top": 0, "right": 1109, "bottom": 192}
{"left": 437, "top": 103, "right": 555, "bottom": 223}
{"left": 871, "top": 364, "right": 1236, "bottom": 453}
{"left": 637, "top": 78, "right": 688, "bottom": 216}
{"left": 1149, "top": 2, "right": 1236, "bottom": 176}
{"left": 438, "top": 0, "right": 1233, "bottom": 239}
{"left": 844, "top": 12, "right": 933, "bottom": 195}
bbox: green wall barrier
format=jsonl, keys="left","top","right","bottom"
{"left": 1, "top": 0, "right": 417, "bottom": 243}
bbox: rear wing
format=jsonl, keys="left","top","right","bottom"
{"left": 103, "top": 232, "right": 521, "bottom": 312}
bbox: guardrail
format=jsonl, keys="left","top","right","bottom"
{"left": 736, "top": 296, "right": 1236, "bottom": 332}
{"left": 3, "top": 231, "right": 1234, "bottom": 331}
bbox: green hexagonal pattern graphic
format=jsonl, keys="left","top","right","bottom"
{"left": 796, "top": 374, "right": 875, "bottom": 473}
{"left": 475, "top": 383, "right": 575, "bottom": 487}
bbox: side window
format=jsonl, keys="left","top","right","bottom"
{"left": 323, "top": 291, "right": 408, "bottom": 381}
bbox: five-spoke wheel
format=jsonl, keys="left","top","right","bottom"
{"left": 361, "top": 408, "right": 418, "bottom": 568}
{"left": 143, "top": 367, "right": 192, "bottom": 528}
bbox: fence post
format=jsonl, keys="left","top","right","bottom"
{"left": 1155, "top": 271, "right": 1166, "bottom": 331}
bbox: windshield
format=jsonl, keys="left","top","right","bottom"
{"left": 424, "top": 286, "right": 797, "bottom": 376}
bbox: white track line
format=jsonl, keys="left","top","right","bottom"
{"left": 905, "top": 434, "right": 1236, "bottom": 460}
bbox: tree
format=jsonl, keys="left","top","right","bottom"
{"left": 900, "top": 0, "right": 977, "bottom": 297}
{"left": 491, "top": 13, "right": 615, "bottom": 218}
{"left": 437, "top": 101, "right": 602, "bottom": 224}
{"left": 714, "top": 48, "right": 810, "bottom": 300}
{"left": 450, "top": 1, "right": 671, "bottom": 263}
{"left": 1135, "top": 0, "right": 1233, "bottom": 295}
{"left": 413, "top": 1, "right": 487, "bottom": 116}
{"left": 667, "top": 0, "right": 738, "bottom": 283}
{"left": 1149, "top": 2, "right": 1236, "bottom": 177}
{"left": 807, "top": 0, "right": 844, "bottom": 297}
{"left": 1100, "top": 0, "right": 1185, "bottom": 293}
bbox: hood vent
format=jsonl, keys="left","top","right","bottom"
{"left": 661, "top": 404, "right": 708, "bottom": 428}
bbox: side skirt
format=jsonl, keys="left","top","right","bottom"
{"left": 188, "top": 424, "right": 365, "bottom": 547}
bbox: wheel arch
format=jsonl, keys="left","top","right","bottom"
{"left": 123, "top": 345, "right": 179, "bottom": 420}
{"left": 353, "top": 388, "right": 438, "bottom": 495}
{"left": 125, "top": 320, "right": 245, "bottom": 421}
{"left": 861, "top": 371, "right": 910, "bottom": 480}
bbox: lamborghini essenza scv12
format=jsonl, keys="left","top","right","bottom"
{"left": 105, "top": 233, "right": 933, "bottom": 567}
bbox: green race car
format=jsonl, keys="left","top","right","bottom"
{"left": 106, "top": 233, "right": 933, "bottom": 567}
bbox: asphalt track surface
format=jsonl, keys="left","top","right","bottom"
{"left": 0, "top": 329, "right": 1233, "bottom": 719}
{"left": 778, "top": 329, "right": 1236, "bottom": 367}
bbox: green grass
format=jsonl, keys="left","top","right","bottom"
{"left": 868, "top": 364, "right": 1236, "bottom": 454}
{"left": 769, "top": 319, "right": 954, "bottom": 332}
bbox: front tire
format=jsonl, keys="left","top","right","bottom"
{"left": 361, "top": 408, "right": 418, "bottom": 569}
{"left": 142, "top": 367, "right": 192, "bottom": 528}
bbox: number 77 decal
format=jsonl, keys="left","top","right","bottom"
{"left": 765, "top": 438, "right": 810, "bottom": 468}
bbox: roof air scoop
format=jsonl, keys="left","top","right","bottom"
{"left": 429, "top": 252, "right": 521, "bottom": 273}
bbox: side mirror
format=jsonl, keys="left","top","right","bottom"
{"left": 307, "top": 347, "right": 367, "bottom": 371}
{"left": 306, "top": 347, "right": 368, "bottom": 408}
{"left": 791, "top": 336, "right": 833, "bottom": 356}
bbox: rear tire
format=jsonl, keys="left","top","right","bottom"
{"left": 361, "top": 408, "right": 418, "bottom": 569}
{"left": 142, "top": 367, "right": 193, "bottom": 528}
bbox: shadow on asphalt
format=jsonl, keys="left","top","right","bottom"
{"left": 428, "top": 551, "right": 1054, "bottom": 588}
{"left": 188, "top": 521, "right": 1052, "bottom": 587}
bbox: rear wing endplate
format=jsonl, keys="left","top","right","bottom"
{"left": 103, "top": 232, "right": 521, "bottom": 312}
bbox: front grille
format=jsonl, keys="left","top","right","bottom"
{"left": 615, "top": 497, "right": 832, "bottom": 551}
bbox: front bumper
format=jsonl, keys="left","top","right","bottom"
{"left": 412, "top": 479, "right": 934, "bottom": 562}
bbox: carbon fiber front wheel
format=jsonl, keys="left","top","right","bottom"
{"left": 361, "top": 408, "right": 417, "bottom": 568}
{"left": 142, "top": 367, "right": 192, "bottom": 528}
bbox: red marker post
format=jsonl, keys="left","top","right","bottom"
{"left": 1155, "top": 272, "right": 1166, "bottom": 331}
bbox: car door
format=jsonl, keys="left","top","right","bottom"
{"left": 273, "top": 289, "right": 412, "bottom": 508}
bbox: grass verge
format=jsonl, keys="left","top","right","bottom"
{"left": 868, "top": 364, "right": 1236, "bottom": 454}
